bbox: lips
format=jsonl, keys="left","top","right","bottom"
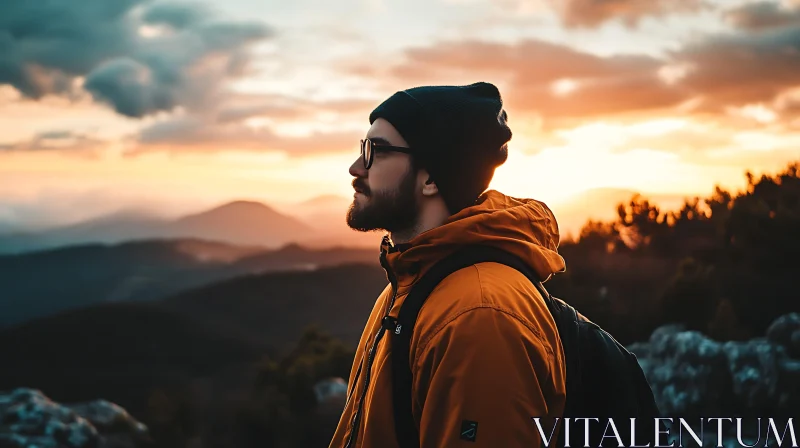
{"left": 352, "top": 180, "right": 369, "bottom": 196}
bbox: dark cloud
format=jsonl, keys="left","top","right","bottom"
{"left": 0, "top": 0, "right": 273, "bottom": 118}
{"left": 0, "top": 0, "right": 138, "bottom": 98}
{"left": 84, "top": 58, "right": 178, "bottom": 118}
{"left": 546, "top": 0, "right": 708, "bottom": 28}
{"left": 724, "top": 1, "right": 800, "bottom": 31}
{"left": 142, "top": 3, "right": 206, "bottom": 29}
{"left": 672, "top": 25, "right": 800, "bottom": 111}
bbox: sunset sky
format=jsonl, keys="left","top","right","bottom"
{"left": 1, "top": 0, "right": 799, "bottom": 235}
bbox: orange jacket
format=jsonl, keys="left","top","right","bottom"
{"left": 328, "top": 190, "right": 568, "bottom": 448}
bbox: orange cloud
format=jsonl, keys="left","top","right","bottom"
{"left": 357, "top": 39, "right": 686, "bottom": 125}
{"left": 546, "top": 0, "right": 708, "bottom": 28}
{"left": 355, "top": 21, "right": 800, "bottom": 128}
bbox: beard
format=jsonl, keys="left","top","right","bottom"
{"left": 346, "top": 167, "right": 420, "bottom": 233}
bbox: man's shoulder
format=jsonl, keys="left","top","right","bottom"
{"left": 412, "top": 261, "right": 559, "bottom": 353}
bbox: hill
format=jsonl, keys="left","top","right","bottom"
{"left": 166, "top": 200, "right": 313, "bottom": 247}
{"left": 0, "top": 200, "right": 317, "bottom": 255}
{"left": 0, "top": 210, "right": 165, "bottom": 254}
{"left": 0, "top": 239, "right": 377, "bottom": 328}
{"left": 159, "top": 262, "right": 388, "bottom": 350}
{"left": 0, "top": 302, "right": 267, "bottom": 420}
{"left": 0, "top": 262, "right": 386, "bottom": 430}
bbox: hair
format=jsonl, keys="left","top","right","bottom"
{"left": 410, "top": 154, "right": 424, "bottom": 173}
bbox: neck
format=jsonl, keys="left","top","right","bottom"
{"left": 389, "top": 200, "right": 451, "bottom": 245}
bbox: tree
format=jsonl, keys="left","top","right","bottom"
{"left": 236, "top": 327, "right": 355, "bottom": 447}
{"left": 658, "top": 257, "right": 718, "bottom": 332}
{"left": 577, "top": 219, "right": 622, "bottom": 253}
{"left": 719, "top": 162, "right": 800, "bottom": 334}
{"left": 615, "top": 194, "right": 671, "bottom": 254}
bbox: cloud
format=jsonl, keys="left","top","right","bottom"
{"left": 776, "top": 88, "right": 800, "bottom": 116}
{"left": 351, "top": 15, "right": 800, "bottom": 128}
{"left": 0, "top": 130, "right": 107, "bottom": 153}
{"left": 672, "top": 25, "right": 800, "bottom": 115}
{"left": 545, "top": 0, "right": 708, "bottom": 28}
{"left": 132, "top": 116, "right": 362, "bottom": 156}
{"left": 360, "top": 39, "right": 688, "bottom": 124}
{"left": 0, "top": 0, "right": 273, "bottom": 118}
{"left": 215, "top": 94, "right": 375, "bottom": 124}
{"left": 118, "top": 92, "right": 376, "bottom": 157}
{"left": 83, "top": 58, "right": 178, "bottom": 118}
{"left": 724, "top": 1, "right": 800, "bottom": 30}
{"left": 141, "top": 2, "right": 207, "bottom": 29}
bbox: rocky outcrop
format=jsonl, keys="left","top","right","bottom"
{"left": 630, "top": 313, "right": 800, "bottom": 417}
{"left": 0, "top": 388, "right": 151, "bottom": 448}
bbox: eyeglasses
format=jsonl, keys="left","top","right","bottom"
{"left": 360, "top": 138, "right": 415, "bottom": 170}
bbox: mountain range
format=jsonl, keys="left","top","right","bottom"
{"left": 0, "top": 188, "right": 687, "bottom": 255}
{"left": 0, "top": 238, "right": 378, "bottom": 328}
{"left": 0, "top": 201, "right": 334, "bottom": 255}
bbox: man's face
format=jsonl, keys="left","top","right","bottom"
{"left": 346, "top": 118, "right": 421, "bottom": 233}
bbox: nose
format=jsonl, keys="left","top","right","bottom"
{"left": 349, "top": 157, "right": 366, "bottom": 178}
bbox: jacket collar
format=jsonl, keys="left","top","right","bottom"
{"left": 376, "top": 190, "right": 567, "bottom": 291}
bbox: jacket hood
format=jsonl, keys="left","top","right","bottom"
{"left": 381, "top": 189, "right": 566, "bottom": 288}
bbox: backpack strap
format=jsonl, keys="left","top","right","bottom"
{"left": 390, "top": 245, "right": 555, "bottom": 448}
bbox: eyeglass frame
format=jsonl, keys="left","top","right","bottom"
{"left": 360, "top": 138, "right": 416, "bottom": 170}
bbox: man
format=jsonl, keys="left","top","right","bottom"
{"left": 329, "top": 82, "right": 567, "bottom": 448}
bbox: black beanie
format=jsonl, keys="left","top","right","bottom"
{"left": 368, "top": 82, "right": 512, "bottom": 215}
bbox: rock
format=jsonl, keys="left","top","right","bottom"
{"left": 641, "top": 328, "right": 731, "bottom": 416}
{"left": 722, "top": 338, "right": 786, "bottom": 413}
{"left": 629, "top": 314, "right": 800, "bottom": 417}
{"left": 776, "top": 358, "right": 800, "bottom": 412}
{"left": 793, "top": 330, "right": 800, "bottom": 356}
{"left": 68, "top": 401, "right": 148, "bottom": 437}
{"left": 313, "top": 378, "right": 347, "bottom": 405}
{"left": 0, "top": 388, "right": 151, "bottom": 448}
{"left": 766, "top": 313, "right": 800, "bottom": 357}
{"left": 626, "top": 342, "right": 650, "bottom": 359}
{"left": 311, "top": 378, "right": 348, "bottom": 448}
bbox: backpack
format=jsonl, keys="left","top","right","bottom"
{"left": 387, "top": 244, "right": 663, "bottom": 448}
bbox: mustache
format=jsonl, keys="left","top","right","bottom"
{"left": 352, "top": 178, "right": 370, "bottom": 195}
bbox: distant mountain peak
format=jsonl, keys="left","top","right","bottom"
{"left": 169, "top": 199, "right": 313, "bottom": 247}
{"left": 208, "top": 200, "right": 277, "bottom": 213}
{"left": 176, "top": 200, "right": 285, "bottom": 223}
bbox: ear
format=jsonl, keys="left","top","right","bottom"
{"left": 420, "top": 170, "right": 438, "bottom": 196}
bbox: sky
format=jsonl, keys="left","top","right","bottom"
{"left": 1, "top": 0, "right": 799, "bottom": 232}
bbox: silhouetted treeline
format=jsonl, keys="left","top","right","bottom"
{"left": 548, "top": 160, "right": 800, "bottom": 344}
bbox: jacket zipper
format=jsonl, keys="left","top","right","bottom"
{"left": 343, "top": 362, "right": 363, "bottom": 409}
{"left": 344, "top": 238, "right": 399, "bottom": 448}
